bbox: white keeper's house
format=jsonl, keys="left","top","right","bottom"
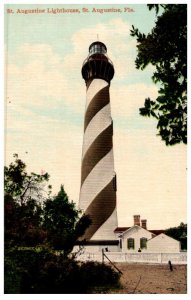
{"left": 114, "top": 215, "right": 180, "bottom": 253}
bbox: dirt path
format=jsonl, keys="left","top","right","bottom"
{"left": 108, "top": 263, "right": 187, "bottom": 294}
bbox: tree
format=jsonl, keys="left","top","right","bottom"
{"left": 165, "top": 222, "right": 187, "bottom": 250}
{"left": 130, "top": 4, "right": 187, "bottom": 145}
{"left": 43, "top": 185, "right": 91, "bottom": 257}
{"left": 4, "top": 193, "right": 46, "bottom": 247}
{"left": 4, "top": 154, "right": 50, "bottom": 247}
{"left": 4, "top": 153, "right": 51, "bottom": 205}
{"left": 4, "top": 157, "right": 119, "bottom": 294}
{"left": 4, "top": 155, "right": 91, "bottom": 254}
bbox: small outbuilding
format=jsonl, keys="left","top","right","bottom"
{"left": 147, "top": 233, "right": 181, "bottom": 253}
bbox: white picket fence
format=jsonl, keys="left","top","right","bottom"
{"left": 76, "top": 252, "right": 187, "bottom": 264}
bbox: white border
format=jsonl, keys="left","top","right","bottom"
{"left": 1, "top": 1, "right": 190, "bottom": 298}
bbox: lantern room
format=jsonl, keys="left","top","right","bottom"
{"left": 82, "top": 41, "right": 114, "bottom": 84}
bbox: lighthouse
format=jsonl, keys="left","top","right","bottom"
{"left": 79, "top": 41, "right": 118, "bottom": 243}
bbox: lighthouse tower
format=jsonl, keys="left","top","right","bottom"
{"left": 79, "top": 41, "right": 118, "bottom": 242}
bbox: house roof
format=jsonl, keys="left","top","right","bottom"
{"left": 114, "top": 227, "right": 130, "bottom": 233}
{"left": 147, "top": 233, "right": 180, "bottom": 243}
{"left": 149, "top": 230, "right": 165, "bottom": 235}
{"left": 114, "top": 225, "right": 152, "bottom": 237}
{"left": 114, "top": 227, "right": 164, "bottom": 235}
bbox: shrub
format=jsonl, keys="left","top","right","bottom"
{"left": 79, "top": 261, "right": 121, "bottom": 292}
{"left": 4, "top": 248, "right": 121, "bottom": 294}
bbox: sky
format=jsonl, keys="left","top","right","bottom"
{"left": 4, "top": 1, "right": 187, "bottom": 230}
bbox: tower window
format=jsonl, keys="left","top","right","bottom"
{"left": 113, "top": 174, "right": 117, "bottom": 191}
{"left": 127, "top": 238, "right": 135, "bottom": 249}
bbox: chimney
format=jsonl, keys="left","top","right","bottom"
{"left": 141, "top": 219, "right": 147, "bottom": 230}
{"left": 133, "top": 215, "right": 140, "bottom": 226}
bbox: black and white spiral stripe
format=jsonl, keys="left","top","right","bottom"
{"left": 79, "top": 78, "right": 118, "bottom": 240}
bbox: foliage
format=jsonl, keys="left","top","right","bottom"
{"left": 165, "top": 222, "right": 187, "bottom": 250}
{"left": 4, "top": 153, "right": 51, "bottom": 204}
{"left": 42, "top": 185, "right": 91, "bottom": 257}
{"left": 130, "top": 4, "right": 187, "bottom": 145}
{"left": 4, "top": 155, "right": 90, "bottom": 254}
{"left": 4, "top": 193, "right": 46, "bottom": 248}
{"left": 4, "top": 156, "right": 119, "bottom": 294}
{"left": 4, "top": 248, "right": 121, "bottom": 294}
{"left": 4, "top": 248, "right": 22, "bottom": 294}
{"left": 4, "top": 154, "right": 49, "bottom": 247}
{"left": 79, "top": 261, "right": 121, "bottom": 292}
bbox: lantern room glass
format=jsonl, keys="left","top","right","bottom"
{"left": 89, "top": 43, "right": 107, "bottom": 55}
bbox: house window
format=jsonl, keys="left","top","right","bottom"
{"left": 140, "top": 237, "right": 147, "bottom": 249}
{"left": 127, "top": 238, "right": 135, "bottom": 249}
